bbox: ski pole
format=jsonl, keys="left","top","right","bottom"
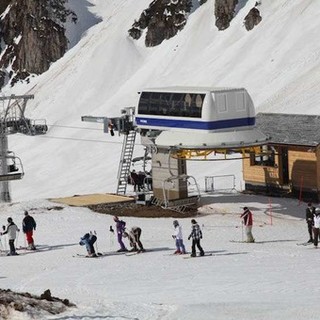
{"left": 16, "top": 231, "right": 20, "bottom": 249}
{"left": 2, "top": 226, "right": 7, "bottom": 251}
{"left": 94, "top": 230, "right": 99, "bottom": 253}
{"left": 241, "top": 221, "right": 244, "bottom": 242}
{"left": 109, "top": 226, "right": 114, "bottom": 250}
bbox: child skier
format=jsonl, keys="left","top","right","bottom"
{"left": 1, "top": 217, "right": 20, "bottom": 256}
{"left": 188, "top": 219, "right": 204, "bottom": 257}
{"left": 172, "top": 220, "right": 186, "bottom": 254}
{"left": 79, "top": 232, "right": 97, "bottom": 257}
{"left": 123, "top": 226, "right": 145, "bottom": 252}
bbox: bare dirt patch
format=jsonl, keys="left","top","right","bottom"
{"left": 88, "top": 202, "right": 199, "bottom": 218}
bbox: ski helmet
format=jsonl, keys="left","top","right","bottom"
{"left": 7, "top": 217, "right": 12, "bottom": 223}
{"left": 173, "top": 220, "right": 179, "bottom": 226}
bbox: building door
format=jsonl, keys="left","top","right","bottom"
{"left": 280, "top": 147, "right": 289, "bottom": 184}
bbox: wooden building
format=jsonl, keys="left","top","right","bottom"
{"left": 243, "top": 113, "right": 320, "bottom": 202}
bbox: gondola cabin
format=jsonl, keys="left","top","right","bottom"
{"left": 136, "top": 86, "right": 268, "bottom": 150}
{"left": 135, "top": 87, "right": 256, "bottom": 133}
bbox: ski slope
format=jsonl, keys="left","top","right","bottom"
{"left": 0, "top": 193, "right": 318, "bottom": 319}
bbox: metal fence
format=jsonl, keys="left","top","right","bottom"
{"left": 205, "top": 174, "right": 236, "bottom": 192}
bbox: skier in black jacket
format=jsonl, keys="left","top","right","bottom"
{"left": 306, "top": 203, "right": 315, "bottom": 243}
{"left": 22, "top": 211, "right": 36, "bottom": 250}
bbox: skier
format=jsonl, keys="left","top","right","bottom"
{"left": 123, "top": 226, "right": 145, "bottom": 252}
{"left": 188, "top": 219, "right": 204, "bottom": 257}
{"left": 306, "top": 202, "right": 315, "bottom": 243}
{"left": 22, "top": 210, "right": 36, "bottom": 250}
{"left": 111, "top": 216, "right": 128, "bottom": 252}
{"left": 172, "top": 220, "right": 186, "bottom": 254}
{"left": 1, "top": 217, "right": 20, "bottom": 256}
{"left": 313, "top": 209, "right": 320, "bottom": 247}
{"left": 130, "top": 170, "right": 139, "bottom": 192}
{"left": 240, "top": 207, "right": 255, "bottom": 243}
{"left": 79, "top": 232, "right": 97, "bottom": 257}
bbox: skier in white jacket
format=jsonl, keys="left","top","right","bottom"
{"left": 172, "top": 220, "right": 186, "bottom": 254}
{"left": 1, "top": 217, "right": 20, "bottom": 255}
{"left": 313, "top": 209, "right": 320, "bottom": 247}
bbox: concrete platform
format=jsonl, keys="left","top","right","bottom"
{"left": 50, "top": 193, "right": 135, "bottom": 207}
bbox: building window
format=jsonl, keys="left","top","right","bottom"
{"left": 250, "top": 145, "right": 275, "bottom": 167}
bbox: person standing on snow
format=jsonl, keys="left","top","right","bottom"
{"left": 172, "top": 220, "right": 186, "bottom": 254}
{"left": 123, "top": 226, "right": 145, "bottom": 252}
{"left": 1, "top": 217, "right": 20, "bottom": 256}
{"left": 188, "top": 219, "right": 204, "bottom": 257}
{"left": 306, "top": 202, "right": 315, "bottom": 243}
{"left": 79, "top": 232, "right": 97, "bottom": 257}
{"left": 313, "top": 209, "right": 320, "bottom": 247}
{"left": 240, "top": 207, "right": 255, "bottom": 243}
{"left": 111, "top": 216, "right": 128, "bottom": 252}
{"left": 22, "top": 211, "right": 36, "bottom": 250}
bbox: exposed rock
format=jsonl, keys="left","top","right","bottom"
{"left": 214, "top": 0, "right": 238, "bottom": 31}
{"left": 0, "top": 288, "right": 75, "bottom": 319}
{"left": 128, "top": 0, "right": 193, "bottom": 47}
{"left": 0, "top": 0, "right": 11, "bottom": 15}
{"left": 0, "top": 0, "right": 77, "bottom": 89}
{"left": 244, "top": 7, "right": 262, "bottom": 31}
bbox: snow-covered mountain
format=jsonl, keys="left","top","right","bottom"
{"left": 1, "top": 0, "right": 320, "bottom": 201}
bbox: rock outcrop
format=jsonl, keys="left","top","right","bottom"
{"left": 244, "top": 7, "right": 262, "bottom": 31}
{"left": 128, "top": 0, "right": 192, "bottom": 47}
{"left": 0, "top": 0, "right": 76, "bottom": 89}
{"left": 214, "top": 0, "right": 238, "bottom": 31}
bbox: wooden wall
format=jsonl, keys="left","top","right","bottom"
{"left": 243, "top": 145, "right": 319, "bottom": 193}
{"left": 289, "top": 148, "right": 317, "bottom": 190}
{"left": 243, "top": 152, "right": 280, "bottom": 186}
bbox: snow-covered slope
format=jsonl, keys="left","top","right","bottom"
{"left": 2, "top": 0, "right": 320, "bottom": 201}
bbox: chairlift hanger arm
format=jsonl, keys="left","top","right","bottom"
{"left": 0, "top": 94, "right": 34, "bottom": 101}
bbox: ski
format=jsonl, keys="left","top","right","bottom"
{"left": 125, "top": 250, "right": 146, "bottom": 256}
{"left": 230, "top": 240, "right": 256, "bottom": 243}
{"left": 296, "top": 242, "right": 313, "bottom": 246}
{"left": 183, "top": 253, "right": 213, "bottom": 259}
{"left": 73, "top": 253, "right": 104, "bottom": 258}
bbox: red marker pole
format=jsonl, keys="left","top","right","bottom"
{"left": 269, "top": 197, "right": 272, "bottom": 226}
{"left": 298, "top": 176, "right": 304, "bottom": 206}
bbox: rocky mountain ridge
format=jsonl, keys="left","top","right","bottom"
{"left": 0, "top": 0, "right": 261, "bottom": 90}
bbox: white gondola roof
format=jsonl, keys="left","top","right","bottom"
{"left": 140, "top": 86, "right": 246, "bottom": 94}
{"left": 155, "top": 128, "right": 269, "bottom": 149}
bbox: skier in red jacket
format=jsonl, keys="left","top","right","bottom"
{"left": 240, "top": 207, "right": 255, "bottom": 243}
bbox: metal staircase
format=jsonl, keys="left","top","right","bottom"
{"left": 116, "top": 130, "right": 137, "bottom": 195}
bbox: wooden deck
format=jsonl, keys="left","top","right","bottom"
{"left": 50, "top": 193, "right": 135, "bottom": 207}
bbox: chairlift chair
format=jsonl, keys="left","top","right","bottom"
{"left": 0, "top": 155, "right": 24, "bottom": 181}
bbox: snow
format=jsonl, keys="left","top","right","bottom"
{"left": 1, "top": 0, "right": 320, "bottom": 318}
{"left": 1, "top": 194, "right": 318, "bottom": 319}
